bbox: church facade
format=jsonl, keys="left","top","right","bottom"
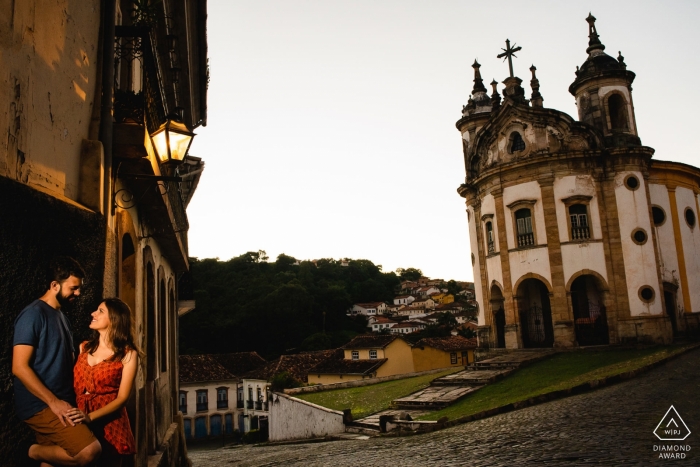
{"left": 458, "top": 15, "right": 700, "bottom": 349}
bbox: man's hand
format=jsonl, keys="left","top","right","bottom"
{"left": 48, "top": 399, "right": 75, "bottom": 427}
{"left": 66, "top": 407, "right": 91, "bottom": 425}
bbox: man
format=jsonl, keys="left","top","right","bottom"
{"left": 12, "top": 257, "right": 101, "bottom": 466}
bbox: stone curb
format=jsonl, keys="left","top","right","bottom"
{"left": 382, "top": 343, "right": 700, "bottom": 437}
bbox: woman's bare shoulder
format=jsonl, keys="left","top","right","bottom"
{"left": 121, "top": 348, "right": 139, "bottom": 364}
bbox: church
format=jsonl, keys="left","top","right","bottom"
{"left": 458, "top": 14, "right": 700, "bottom": 349}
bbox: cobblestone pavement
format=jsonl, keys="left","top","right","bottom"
{"left": 189, "top": 348, "right": 700, "bottom": 466}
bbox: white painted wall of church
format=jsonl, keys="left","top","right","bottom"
{"left": 467, "top": 205, "right": 485, "bottom": 325}
{"left": 561, "top": 242, "right": 608, "bottom": 288}
{"left": 648, "top": 185, "right": 683, "bottom": 293}
{"left": 553, "top": 175, "right": 603, "bottom": 242}
{"left": 675, "top": 187, "right": 700, "bottom": 312}
{"left": 508, "top": 246, "right": 552, "bottom": 291}
{"left": 486, "top": 255, "right": 504, "bottom": 299}
{"left": 503, "top": 181, "right": 546, "bottom": 249}
{"left": 614, "top": 171, "right": 662, "bottom": 316}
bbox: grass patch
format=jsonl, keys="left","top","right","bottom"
{"left": 296, "top": 368, "right": 460, "bottom": 420}
{"left": 419, "top": 345, "right": 692, "bottom": 421}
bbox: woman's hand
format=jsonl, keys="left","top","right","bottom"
{"left": 66, "top": 407, "right": 92, "bottom": 424}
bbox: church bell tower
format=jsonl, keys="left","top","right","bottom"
{"left": 569, "top": 14, "right": 640, "bottom": 147}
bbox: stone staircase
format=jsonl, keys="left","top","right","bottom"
{"left": 356, "top": 349, "right": 557, "bottom": 429}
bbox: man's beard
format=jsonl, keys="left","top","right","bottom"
{"left": 56, "top": 291, "right": 76, "bottom": 308}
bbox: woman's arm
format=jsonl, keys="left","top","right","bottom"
{"left": 67, "top": 350, "right": 138, "bottom": 424}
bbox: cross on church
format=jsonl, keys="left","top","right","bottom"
{"left": 497, "top": 39, "right": 522, "bottom": 78}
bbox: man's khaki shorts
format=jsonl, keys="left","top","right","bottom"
{"left": 25, "top": 406, "right": 97, "bottom": 457}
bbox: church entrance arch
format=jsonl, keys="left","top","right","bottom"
{"left": 570, "top": 275, "right": 609, "bottom": 345}
{"left": 490, "top": 284, "right": 506, "bottom": 348}
{"left": 516, "top": 278, "right": 554, "bottom": 348}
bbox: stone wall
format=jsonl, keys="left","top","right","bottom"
{"left": 0, "top": 176, "right": 105, "bottom": 466}
{"left": 268, "top": 393, "right": 345, "bottom": 442}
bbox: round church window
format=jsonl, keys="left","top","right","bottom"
{"left": 651, "top": 206, "right": 666, "bottom": 226}
{"left": 639, "top": 286, "right": 655, "bottom": 303}
{"left": 624, "top": 174, "right": 640, "bottom": 191}
{"left": 631, "top": 228, "right": 647, "bottom": 245}
{"left": 685, "top": 208, "right": 696, "bottom": 228}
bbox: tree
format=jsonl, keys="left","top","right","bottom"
{"left": 397, "top": 267, "right": 422, "bottom": 281}
{"left": 300, "top": 332, "right": 332, "bottom": 351}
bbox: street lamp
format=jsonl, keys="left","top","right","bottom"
{"left": 148, "top": 114, "right": 195, "bottom": 165}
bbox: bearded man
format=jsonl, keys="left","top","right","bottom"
{"left": 12, "top": 256, "right": 102, "bottom": 466}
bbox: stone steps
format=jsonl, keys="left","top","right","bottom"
{"left": 431, "top": 368, "right": 513, "bottom": 386}
{"left": 391, "top": 385, "right": 480, "bottom": 409}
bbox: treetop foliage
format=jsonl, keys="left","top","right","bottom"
{"left": 180, "top": 252, "right": 402, "bottom": 359}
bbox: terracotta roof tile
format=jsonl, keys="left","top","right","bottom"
{"left": 414, "top": 336, "right": 477, "bottom": 352}
{"left": 309, "top": 358, "right": 388, "bottom": 375}
{"left": 211, "top": 352, "right": 266, "bottom": 377}
{"left": 341, "top": 334, "right": 401, "bottom": 349}
{"left": 242, "top": 349, "right": 342, "bottom": 383}
{"left": 179, "top": 355, "right": 235, "bottom": 383}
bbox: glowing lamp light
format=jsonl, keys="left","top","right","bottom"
{"left": 149, "top": 116, "right": 195, "bottom": 165}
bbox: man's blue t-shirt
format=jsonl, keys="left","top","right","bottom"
{"left": 13, "top": 299, "right": 77, "bottom": 420}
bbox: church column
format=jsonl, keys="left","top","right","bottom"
{"left": 538, "top": 178, "right": 575, "bottom": 348}
{"left": 494, "top": 187, "right": 520, "bottom": 348}
{"left": 469, "top": 193, "right": 493, "bottom": 348}
{"left": 596, "top": 171, "right": 629, "bottom": 344}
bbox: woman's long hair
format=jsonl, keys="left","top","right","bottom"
{"left": 84, "top": 298, "right": 142, "bottom": 362}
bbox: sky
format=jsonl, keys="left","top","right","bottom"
{"left": 186, "top": 0, "right": 700, "bottom": 282}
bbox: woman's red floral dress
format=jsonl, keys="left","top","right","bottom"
{"left": 74, "top": 344, "right": 135, "bottom": 455}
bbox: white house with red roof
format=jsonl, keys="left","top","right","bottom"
{"left": 348, "top": 301, "right": 388, "bottom": 316}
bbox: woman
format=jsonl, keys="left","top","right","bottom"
{"left": 67, "top": 298, "right": 140, "bottom": 466}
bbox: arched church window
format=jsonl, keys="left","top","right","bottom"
{"left": 569, "top": 204, "right": 590, "bottom": 240}
{"left": 515, "top": 208, "right": 534, "bottom": 247}
{"left": 485, "top": 222, "right": 495, "bottom": 254}
{"left": 608, "top": 94, "right": 629, "bottom": 131}
{"left": 510, "top": 132, "right": 526, "bottom": 153}
{"left": 686, "top": 208, "right": 697, "bottom": 228}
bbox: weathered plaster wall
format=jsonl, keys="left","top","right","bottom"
{"left": 268, "top": 393, "right": 345, "bottom": 442}
{"left": 0, "top": 0, "right": 101, "bottom": 201}
{"left": 0, "top": 176, "right": 105, "bottom": 466}
{"left": 502, "top": 181, "right": 546, "bottom": 249}
{"left": 648, "top": 185, "right": 683, "bottom": 298}
{"left": 561, "top": 243, "right": 608, "bottom": 287}
{"left": 467, "top": 205, "right": 485, "bottom": 325}
{"left": 508, "top": 247, "right": 552, "bottom": 292}
{"left": 675, "top": 187, "right": 700, "bottom": 312}
{"left": 614, "top": 171, "right": 662, "bottom": 316}
{"left": 553, "top": 175, "right": 603, "bottom": 241}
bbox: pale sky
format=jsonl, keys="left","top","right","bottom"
{"left": 186, "top": 0, "right": 700, "bottom": 282}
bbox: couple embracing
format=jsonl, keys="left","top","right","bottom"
{"left": 12, "top": 257, "right": 140, "bottom": 467}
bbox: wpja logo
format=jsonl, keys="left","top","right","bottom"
{"left": 653, "top": 405, "right": 691, "bottom": 460}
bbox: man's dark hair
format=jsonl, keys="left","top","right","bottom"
{"left": 46, "top": 256, "right": 85, "bottom": 288}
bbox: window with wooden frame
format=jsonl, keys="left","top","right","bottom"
{"left": 569, "top": 204, "right": 590, "bottom": 240}
{"left": 562, "top": 195, "right": 593, "bottom": 242}
{"left": 482, "top": 214, "right": 496, "bottom": 254}
{"left": 507, "top": 199, "right": 538, "bottom": 249}
{"left": 351, "top": 351, "right": 359, "bottom": 360}
{"left": 515, "top": 209, "right": 534, "bottom": 247}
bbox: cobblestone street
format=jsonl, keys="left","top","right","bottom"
{"left": 189, "top": 348, "right": 700, "bottom": 466}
